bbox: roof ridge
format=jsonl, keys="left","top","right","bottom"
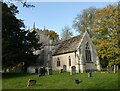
{"left": 53, "top": 34, "right": 83, "bottom": 55}
{"left": 61, "top": 34, "right": 81, "bottom": 42}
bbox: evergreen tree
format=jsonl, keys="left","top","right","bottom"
{"left": 2, "top": 2, "right": 42, "bottom": 68}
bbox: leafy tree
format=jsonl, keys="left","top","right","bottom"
{"left": 92, "top": 4, "right": 120, "bottom": 67}
{"left": 72, "top": 7, "right": 97, "bottom": 37}
{"left": 2, "top": 2, "right": 41, "bottom": 68}
{"left": 43, "top": 29, "right": 59, "bottom": 42}
{"left": 60, "top": 26, "right": 73, "bottom": 41}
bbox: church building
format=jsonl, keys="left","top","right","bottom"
{"left": 52, "top": 31, "right": 101, "bottom": 73}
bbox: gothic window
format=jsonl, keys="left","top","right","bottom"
{"left": 69, "top": 56, "right": 71, "bottom": 66}
{"left": 85, "top": 42, "right": 92, "bottom": 62}
{"left": 57, "top": 57, "right": 60, "bottom": 67}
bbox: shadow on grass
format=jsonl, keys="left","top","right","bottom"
{"left": 2, "top": 73, "right": 36, "bottom": 79}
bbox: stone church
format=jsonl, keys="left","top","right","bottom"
{"left": 27, "top": 25, "right": 100, "bottom": 73}
{"left": 52, "top": 31, "right": 101, "bottom": 73}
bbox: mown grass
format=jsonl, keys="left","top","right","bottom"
{"left": 2, "top": 71, "right": 119, "bottom": 89}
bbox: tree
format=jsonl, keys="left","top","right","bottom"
{"left": 43, "top": 29, "right": 59, "bottom": 42}
{"left": 60, "top": 26, "right": 73, "bottom": 41}
{"left": 92, "top": 4, "right": 120, "bottom": 67}
{"left": 72, "top": 7, "right": 97, "bottom": 37}
{"left": 2, "top": 2, "right": 41, "bottom": 68}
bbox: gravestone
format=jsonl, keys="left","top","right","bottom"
{"left": 107, "top": 66, "right": 109, "bottom": 71}
{"left": 27, "top": 79, "right": 36, "bottom": 87}
{"left": 35, "top": 68, "right": 38, "bottom": 73}
{"left": 38, "top": 67, "right": 46, "bottom": 77}
{"left": 75, "top": 77, "right": 80, "bottom": 84}
{"left": 109, "top": 66, "right": 112, "bottom": 71}
{"left": 117, "top": 65, "right": 119, "bottom": 70}
{"left": 107, "top": 66, "right": 110, "bottom": 73}
{"left": 38, "top": 68, "right": 42, "bottom": 76}
{"left": 63, "top": 65, "right": 67, "bottom": 72}
{"left": 6, "top": 68, "right": 10, "bottom": 73}
{"left": 88, "top": 72, "right": 92, "bottom": 77}
{"left": 114, "top": 65, "right": 116, "bottom": 73}
{"left": 47, "top": 68, "right": 52, "bottom": 75}
{"left": 70, "top": 66, "right": 76, "bottom": 75}
{"left": 59, "top": 69, "right": 63, "bottom": 73}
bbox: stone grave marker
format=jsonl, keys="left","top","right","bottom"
{"left": 70, "top": 66, "right": 76, "bottom": 75}
{"left": 117, "top": 65, "right": 119, "bottom": 70}
{"left": 47, "top": 68, "right": 52, "bottom": 75}
{"left": 107, "top": 66, "right": 110, "bottom": 73}
{"left": 59, "top": 69, "right": 63, "bottom": 73}
{"left": 27, "top": 79, "right": 36, "bottom": 87}
{"left": 38, "top": 67, "right": 46, "bottom": 77}
{"left": 75, "top": 77, "right": 80, "bottom": 84}
{"left": 88, "top": 72, "right": 92, "bottom": 77}
{"left": 63, "top": 65, "right": 67, "bottom": 72}
{"left": 107, "top": 66, "right": 109, "bottom": 71}
{"left": 114, "top": 65, "right": 116, "bottom": 73}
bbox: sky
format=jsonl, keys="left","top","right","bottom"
{"left": 9, "top": 1, "right": 117, "bottom": 37}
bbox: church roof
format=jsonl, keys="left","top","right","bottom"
{"left": 53, "top": 34, "right": 83, "bottom": 56}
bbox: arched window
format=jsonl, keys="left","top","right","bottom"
{"left": 69, "top": 56, "right": 71, "bottom": 66}
{"left": 57, "top": 58, "right": 60, "bottom": 67}
{"left": 85, "top": 42, "right": 92, "bottom": 62}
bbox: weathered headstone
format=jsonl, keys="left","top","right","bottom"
{"left": 109, "top": 66, "right": 112, "bottom": 71}
{"left": 38, "top": 67, "right": 46, "bottom": 77}
{"left": 63, "top": 65, "right": 67, "bottom": 72}
{"left": 6, "top": 68, "right": 9, "bottom": 73}
{"left": 38, "top": 68, "right": 42, "bottom": 77}
{"left": 107, "top": 66, "right": 109, "bottom": 71}
{"left": 117, "top": 65, "right": 119, "bottom": 70}
{"left": 88, "top": 72, "right": 92, "bottom": 77}
{"left": 70, "top": 66, "right": 76, "bottom": 75}
{"left": 107, "top": 66, "right": 110, "bottom": 73}
{"left": 27, "top": 79, "right": 36, "bottom": 87}
{"left": 75, "top": 77, "right": 80, "bottom": 84}
{"left": 35, "top": 68, "right": 38, "bottom": 73}
{"left": 59, "top": 69, "right": 63, "bottom": 73}
{"left": 47, "top": 68, "right": 52, "bottom": 75}
{"left": 114, "top": 65, "right": 116, "bottom": 73}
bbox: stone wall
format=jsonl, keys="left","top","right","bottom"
{"left": 52, "top": 52, "right": 77, "bottom": 72}
{"left": 80, "top": 32, "right": 101, "bottom": 71}
{"left": 52, "top": 32, "right": 101, "bottom": 73}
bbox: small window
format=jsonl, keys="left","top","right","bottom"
{"left": 69, "top": 56, "right": 71, "bottom": 66}
{"left": 57, "top": 58, "right": 60, "bottom": 67}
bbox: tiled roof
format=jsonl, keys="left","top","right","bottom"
{"left": 53, "top": 34, "right": 83, "bottom": 55}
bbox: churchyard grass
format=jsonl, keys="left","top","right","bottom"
{"left": 2, "top": 71, "right": 119, "bottom": 89}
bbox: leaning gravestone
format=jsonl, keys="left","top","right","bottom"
{"left": 27, "top": 79, "right": 36, "bottom": 87}
{"left": 70, "top": 66, "right": 76, "bottom": 75}
{"left": 47, "top": 68, "right": 52, "bottom": 75}
{"left": 75, "top": 77, "right": 80, "bottom": 84}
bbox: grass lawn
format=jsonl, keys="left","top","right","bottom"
{"left": 2, "top": 71, "right": 119, "bottom": 89}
